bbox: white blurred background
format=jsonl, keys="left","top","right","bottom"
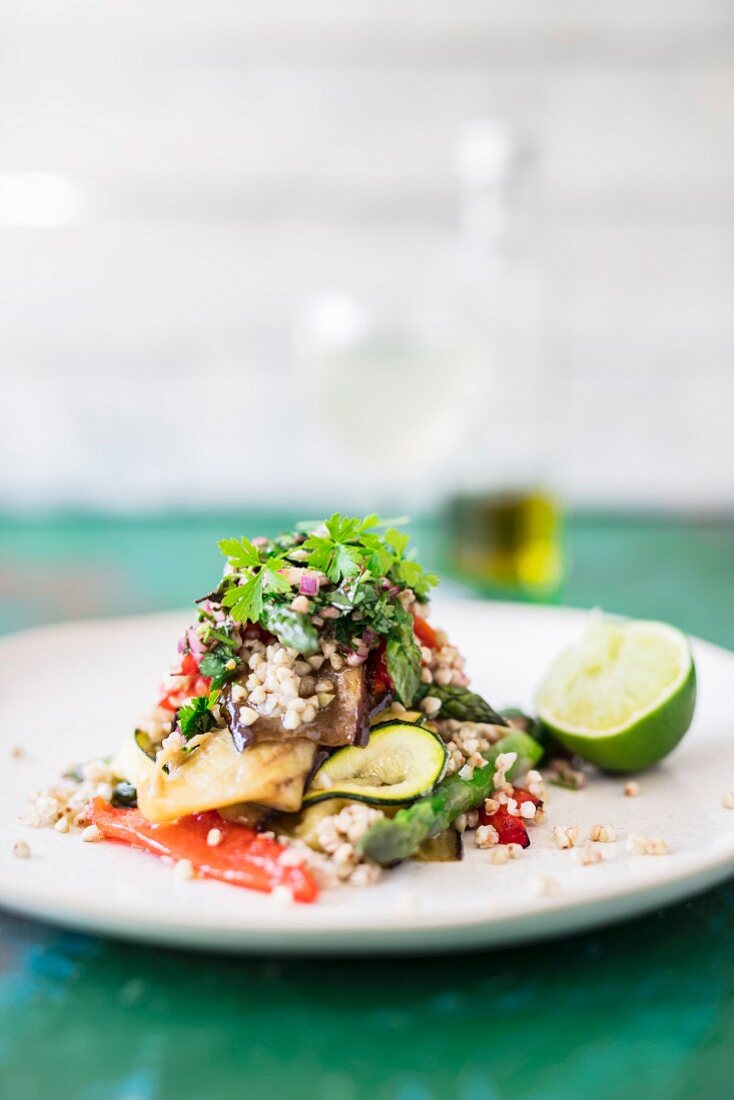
{"left": 1, "top": 1, "right": 734, "bottom": 514}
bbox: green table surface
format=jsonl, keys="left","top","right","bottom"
{"left": 1, "top": 509, "right": 733, "bottom": 1100}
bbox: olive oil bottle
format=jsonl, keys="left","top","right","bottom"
{"left": 446, "top": 122, "right": 563, "bottom": 601}
{"left": 447, "top": 490, "right": 564, "bottom": 601}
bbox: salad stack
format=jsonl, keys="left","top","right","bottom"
{"left": 37, "top": 516, "right": 547, "bottom": 901}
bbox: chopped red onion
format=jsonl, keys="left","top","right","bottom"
{"left": 299, "top": 572, "right": 320, "bottom": 596}
{"left": 187, "top": 626, "right": 207, "bottom": 658}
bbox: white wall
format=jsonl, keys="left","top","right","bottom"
{"left": 1, "top": 1, "right": 733, "bottom": 511}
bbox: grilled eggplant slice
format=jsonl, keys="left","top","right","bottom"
{"left": 222, "top": 664, "right": 369, "bottom": 750}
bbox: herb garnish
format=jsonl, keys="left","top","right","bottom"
{"left": 177, "top": 691, "right": 220, "bottom": 742}
{"left": 260, "top": 604, "right": 320, "bottom": 655}
{"left": 213, "top": 515, "right": 438, "bottom": 706}
{"left": 199, "top": 645, "right": 242, "bottom": 689}
{"left": 385, "top": 605, "right": 423, "bottom": 706}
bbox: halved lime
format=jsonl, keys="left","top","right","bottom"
{"left": 536, "top": 616, "right": 696, "bottom": 772}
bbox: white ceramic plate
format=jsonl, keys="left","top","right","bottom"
{"left": 1, "top": 600, "right": 733, "bottom": 954}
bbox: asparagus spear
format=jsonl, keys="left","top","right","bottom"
{"left": 417, "top": 683, "right": 508, "bottom": 726}
{"left": 357, "top": 730, "right": 542, "bottom": 866}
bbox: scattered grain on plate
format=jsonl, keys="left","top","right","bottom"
{"left": 475, "top": 824, "right": 499, "bottom": 849}
{"left": 54, "top": 816, "right": 70, "bottom": 834}
{"left": 458, "top": 764, "right": 474, "bottom": 781}
{"left": 589, "top": 823, "right": 616, "bottom": 843}
{"left": 548, "top": 758, "right": 586, "bottom": 790}
{"left": 12, "top": 839, "right": 31, "bottom": 859}
{"left": 572, "top": 844, "right": 603, "bottom": 866}
{"left": 519, "top": 801, "right": 537, "bottom": 821}
{"left": 722, "top": 791, "right": 734, "bottom": 809}
{"left": 531, "top": 874, "right": 559, "bottom": 897}
{"left": 174, "top": 858, "right": 195, "bottom": 880}
{"left": 271, "top": 884, "right": 294, "bottom": 907}
{"left": 491, "top": 845, "right": 511, "bottom": 865}
{"left": 624, "top": 781, "right": 641, "bottom": 798}
{"left": 10, "top": 746, "right": 24, "bottom": 760}
{"left": 81, "top": 824, "right": 102, "bottom": 843}
{"left": 349, "top": 863, "right": 381, "bottom": 887}
{"left": 553, "top": 825, "right": 581, "bottom": 850}
{"left": 626, "top": 833, "right": 669, "bottom": 856}
{"left": 206, "top": 828, "right": 223, "bottom": 847}
{"left": 626, "top": 833, "right": 647, "bottom": 855}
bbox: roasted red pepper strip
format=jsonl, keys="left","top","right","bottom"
{"left": 371, "top": 643, "right": 393, "bottom": 696}
{"left": 89, "top": 798, "right": 318, "bottom": 903}
{"left": 413, "top": 614, "right": 439, "bottom": 650}
{"left": 478, "top": 803, "right": 531, "bottom": 848}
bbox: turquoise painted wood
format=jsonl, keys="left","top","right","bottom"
{"left": 0, "top": 511, "right": 732, "bottom": 1100}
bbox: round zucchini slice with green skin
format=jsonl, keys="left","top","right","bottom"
{"left": 302, "top": 722, "right": 448, "bottom": 807}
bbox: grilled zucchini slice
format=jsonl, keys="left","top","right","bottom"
{"left": 303, "top": 721, "right": 448, "bottom": 807}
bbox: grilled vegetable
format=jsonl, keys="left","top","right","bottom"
{"left": 110, "top": 781, "right": 138, "bottom": 808}
{"left": 302, "top": 722, "right": 448, "bottom": 807}
{"left": 478, "top": 785, "right": 541, "bottom": 848}
{"left": 217, "top": 803, "right": 274, "bottom": 830}
{"left": 89, "top": 799, "right": 318, "bottom": 903}
{"left": 260, "top": 604, "right": 319, "bottom": 655}
{"left": 133, "top": 728, "right": 159, "bottom": 763}
{"left": 357, "top": 730, "right": 542, "bottom": 866}
{"left": 418, "top": 683, "right": 508, "bottom": 726}
{"left": 114, "top": 728, "right": 316, "bottom": 822}
{"left": 481, "top": 804, "right": 530, "bottom": 848}
{"left": 221, "top": 664, "right": 369, "bottom": 751}
{"left": 414, "top": 829, "right": 463, "bottom": 862}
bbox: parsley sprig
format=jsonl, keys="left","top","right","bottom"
{"left": 302, "top": 514, "right": 437, "bottom": 599}
{"left": 218, "top": 536, "right": 290, "bottom": 624}
{"left": 177, "top": 690, "right": 220, "bottom": 742}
